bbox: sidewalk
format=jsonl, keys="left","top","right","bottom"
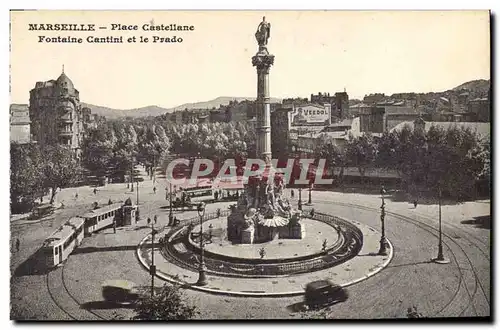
{"left": 137, "top": 218, "right": 393, "bottom": 297}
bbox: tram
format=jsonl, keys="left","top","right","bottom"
{"left": 81, "top": 202, "right": 124, "bottom": 236}
{"left": 40, "top": 217, "right": 85, "bottom": 267}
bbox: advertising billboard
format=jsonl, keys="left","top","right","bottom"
{"left": 290, "top": 105, "right": 330, "bottom": 125}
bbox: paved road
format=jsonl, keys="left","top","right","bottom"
{"left": 10, "top": 171, "right": 490, "bottom": 320}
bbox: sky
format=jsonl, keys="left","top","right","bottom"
{"left": 10, "top": 10, "right": 490, "bottom": 109}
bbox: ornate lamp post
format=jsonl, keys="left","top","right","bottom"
{"left": 378, "top": 186, "right": 388, "bottom": 256}
{"left": 298, "top": 188, "right": 303, "bottom": 210}
{"left": 136, "top": 180, "right": 139, "bottom": 205}
{"left": 130, "top": 156, "right": 135, "bottom": 192}
{"left": 306, "top": 183, "right": 313, "bottom": 205}
{"left": 434, "top": 186, "right": 450, "bottom": 264}
{"left": 196, "top": 202, "right": 208, "bottom": 286}
{"left": 150, "top": 220, "right": 156, "bottom": 297}
{"left": 168, "top": 182, "right": 174, "bottom": 226}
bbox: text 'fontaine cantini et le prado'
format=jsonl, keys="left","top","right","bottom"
{"left": 28, "top": 23, "right": 195, "bottom": 44}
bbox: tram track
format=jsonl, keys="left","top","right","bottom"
{"left": 45, "top": 262, "right": 106, "bottom": 320}
{"left": 313, "top": 199, "right": 490, "bottom": 317}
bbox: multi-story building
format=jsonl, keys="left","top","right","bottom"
{"left": 10, "top": 104, "right": 31, "bottom": 144}
{"left": 468, "top": 96, "right": 490, "bottom": 122}
{"left": 270, "top": 105, "right": 293, "bottom": 160}
{"left": 271, "top": 103, "right": 332, "bottom": 159}
{"left": 334, "top": 91, "right": 349, "bottom": 119}
{"left": 363, "top": 93, "right": 386, "bottom": 104}
{"left": 310, "top": 92, "right": 336, "bottom": 105}
{"left": 310, "top": 91, "right": 350, "bottom": 121}
{"left": 29, "top": 69, "right": 92, "bottom": 157}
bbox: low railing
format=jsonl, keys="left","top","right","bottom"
{"left": 162, "top": 208, "right": 364, "bottom": 278}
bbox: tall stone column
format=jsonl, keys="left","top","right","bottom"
{"left": 252, "top": 23, "right": 274, "bottom": 165}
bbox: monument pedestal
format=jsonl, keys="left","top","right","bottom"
{"left": 241, "top": 226, "right": 255, "bottom": 244}
{"left": 290, "top": 224, "right": 306, "bottom": 239}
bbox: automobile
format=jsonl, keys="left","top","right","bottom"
{"left": 304, "top": 280, "right": 348, "bottom": 309}
{"left": 102, "top": 280, "right": 141, "bottom": 305}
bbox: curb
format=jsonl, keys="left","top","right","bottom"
{"left": 135, "top": 227, "right": 394, "bottom": 297}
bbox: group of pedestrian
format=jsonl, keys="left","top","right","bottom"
{"left": 147, "top": 215, "right": 159, "bottom": 225}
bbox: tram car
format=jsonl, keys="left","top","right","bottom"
{"left": 40, "top": 217, "right": 85, "bottom": 267}
{"left": 82, "top": 202, "right": 124, "bottom": 236}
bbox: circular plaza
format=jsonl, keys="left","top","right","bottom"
{"left": 138, "top": 209, "right": 393, "bottom": 296}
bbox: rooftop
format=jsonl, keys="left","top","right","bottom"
{"left": 82, "top": 202, "right": 124, "bottom": 218}
{"left": 44, "top": 217, "right": 85, "bottom": 247}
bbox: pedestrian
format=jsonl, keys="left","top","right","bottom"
{"left": 147, "top": 217, "right": 151, "bottom": 225}
{"left": 75, "top": 192, "right": 78, "bottom": 200}
{"left": 291, "top": 190, "right": 295, "bottom": 198}
{"left": 154, "top": 215, "right": 158, "bottom": 224}
{"left": 153, "top": 186, "right": 157, "bottom": 194}
{"left": 93, "top": 188, "right": 97, "bottom": 195}
{"left": 414, "top": 200, "right": 418, "bottom": 208}
{"left": 15, "top": 238, "right": 20, "bottom": 252}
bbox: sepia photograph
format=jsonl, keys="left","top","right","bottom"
{"left": 8, "top": 10, "right": 491, "bottom": 321}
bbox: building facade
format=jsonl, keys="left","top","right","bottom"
{"left": 270, "top": 103, "right": 333, "bottom": 159}
{"left": 468, "top": 97, "right": 490, "bottom": 122}
{"left": 10, "top": 104, "right": 31, "bottom": 144}
{"left": 29, "top": 69, "right": 92, "bottom": 156}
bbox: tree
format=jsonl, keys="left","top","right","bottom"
{"left": 314, "top": 134, "right": 346, "bottom": 183}
{"left": 424, "top": 125, "right": 486, "bottom": 200}
{"left": 375, "top": 131, "right": 400, "bottom": 171}
{"left": 393, "top": 124, "right": 488, "bottom": 201}
{"left": 10, "top": 143, "right": 46, "bottom": 211}
{"left": 132, "top": 284, "right": 198, "bottom": 320}
{"left": 81, "top": 126, "right": 114, "bottom": 178}
{"left": 41, "top": 145, "right": 81, "bottom": 204}
{"left": 345, "top": 133, "right": 377, "bottom": 182}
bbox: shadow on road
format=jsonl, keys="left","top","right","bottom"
{"left": 386, "top": 260, "right": 433, "bottom": 268}
{"left": 12, "top": 249, "right": 52, "bottom": 277}
{"left": 72, "top": 245, "right": 138, "bottom": 255}
{"left": 287, "top": 300, "right": 343, "bottom": 313}
{"left": 461, "top": 215, "right": 491, "bottom": 229}
{"left": 287, "top": 301, "right": 308, "bottom": 313}
{"left": 81, "top": 300, "right": 135, "bottom": 310}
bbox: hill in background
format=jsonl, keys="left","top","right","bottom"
{"left": 16, "top": 79, "right": 489, "bottom": 119}
{"left": 82, "top": 96, "right": 281, "bottom": 119}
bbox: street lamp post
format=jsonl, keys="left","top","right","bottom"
{"left": 150, "top": 220, "right": 156, "bottom": 297}
{"left": 307, "top": 183, "right": 313, "bottom": 205}
{"left": 196, "top": 202, "right": 208, "bottom": 286}
{"left": 136, "top": 181, "right": 139, "bottom": 205}
{"left": 298, "top": 188, "right": 303, "bottom": 210}
{"left": 434, "top": 186, "right": 450, "bottom": 264}
{"left": 130, "top": 159, "right": 134, "bottom": 192}
{"left": 378, "top": 186, "right": 388, "bottom": 256}
{"left": 168, "top": 182, "right": 174, "bottom": 226}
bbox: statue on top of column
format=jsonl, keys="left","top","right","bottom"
{"left": 255, "top": 16, "right": 271, "bottom": 47}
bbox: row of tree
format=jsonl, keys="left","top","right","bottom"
{"left": 81, "top": 119, "right": 257, "bottom": 178}
{"left": 10, "top": 143, "right": 81, "bottom": 212}
{"left": 314, "top": 124, "right": 490, "bottom": 200}
{"left": 11, "top": 117, "right": 489, "bottom": 211}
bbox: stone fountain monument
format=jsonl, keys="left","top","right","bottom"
{"left": 227, "top": 17, "right": 305, "bottom": 244}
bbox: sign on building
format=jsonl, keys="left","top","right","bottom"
{"left": 290, "top": 104, "right": 330, "bottom": 125}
